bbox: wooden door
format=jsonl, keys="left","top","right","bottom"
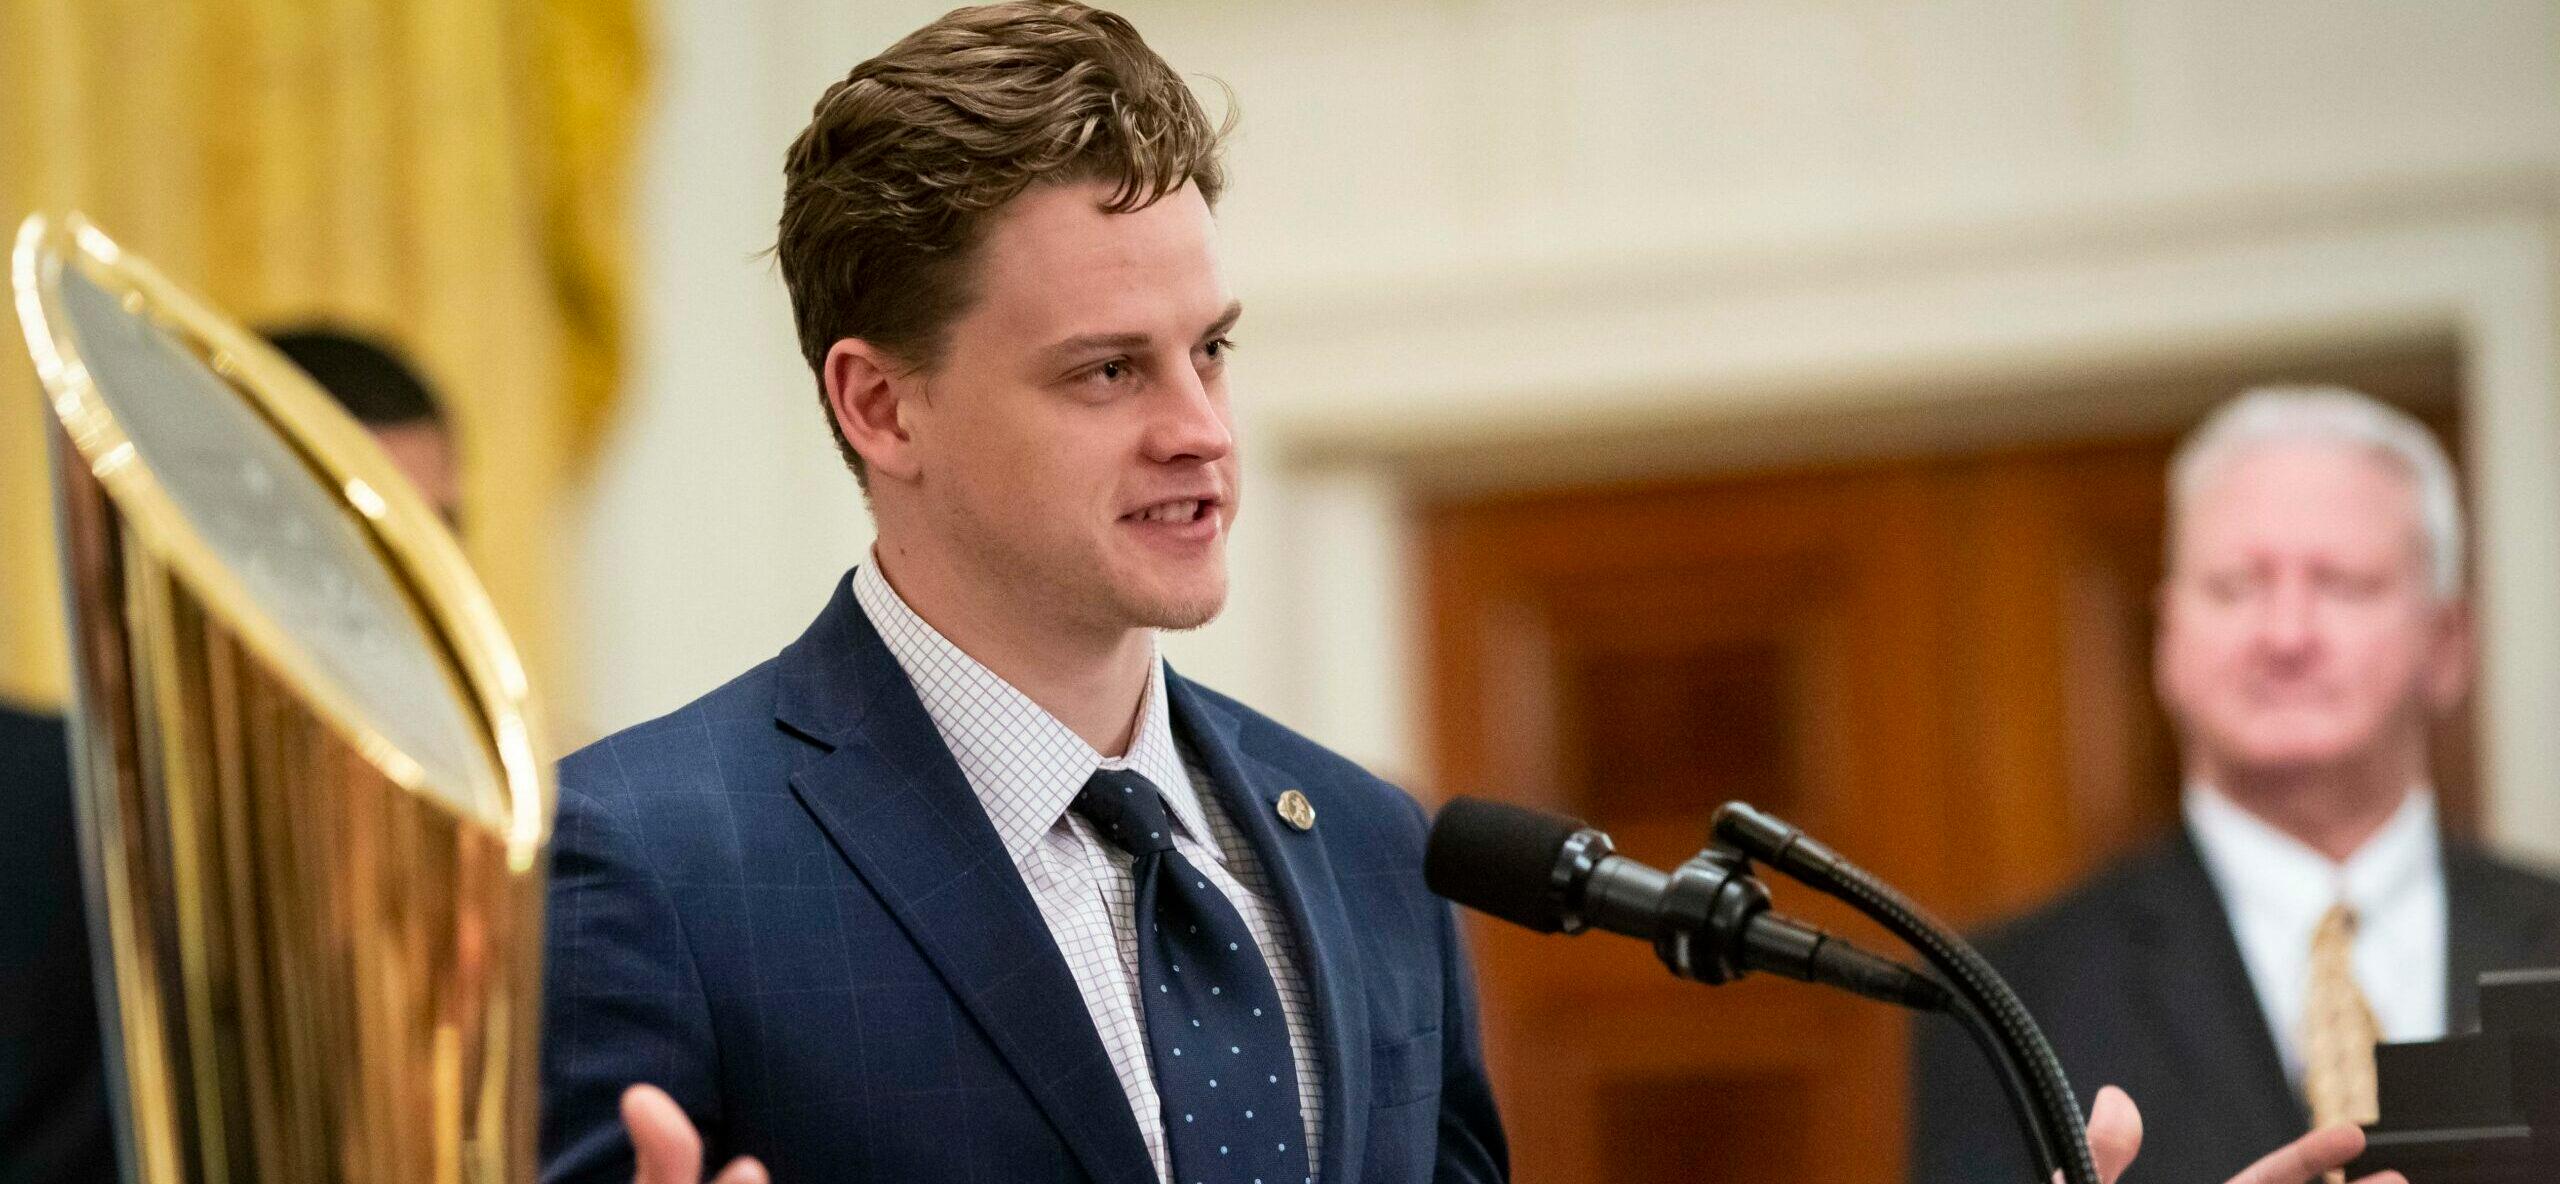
{"left": 1422, "top": 428, "right": 2474, "bottom": 1184}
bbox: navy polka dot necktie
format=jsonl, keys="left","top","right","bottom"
{"left": 1075, "top": 769, "right": 1312, "bottom": 1184}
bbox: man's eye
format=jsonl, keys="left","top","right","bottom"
{"left": 1088, "top": 359, "right": 1130, "bottom": 384}
{"left": 1203, "top": 336, "right": 1236, "bottom": 360}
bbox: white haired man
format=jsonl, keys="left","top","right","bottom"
{"left": 1910, "top": 387, "right": 2560, "bottom": 1184}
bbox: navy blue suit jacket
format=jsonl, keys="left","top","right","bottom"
{"left": 539, "top": 573, "right": 1508, "bottom": 1184}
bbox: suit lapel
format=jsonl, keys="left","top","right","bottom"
{"left": 2127, "top": 834, "right": 2306, "bottom": 1156}
{"left": 774, "top": 577, "right": 1154, "bottom": 1184}
{"left": 1167, "top": 674, "right": 1373, "bottom": 1184}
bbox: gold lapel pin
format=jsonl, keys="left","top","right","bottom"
{"left": 1275, "top": 789, "right": 1316, "bottom": 832}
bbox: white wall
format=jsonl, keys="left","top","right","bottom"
{"left": 572, "top": 0, "right": 877, "bottom": 737}
{"left": 583, "top": 0, "right": 2560, "bottom": 857}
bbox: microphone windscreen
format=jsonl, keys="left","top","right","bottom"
{"left": 1425, "top": 797, "right": 1587, "bottom": 933}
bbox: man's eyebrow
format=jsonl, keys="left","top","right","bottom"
{"left": 1039, "top": 301, "right": 1246, "bottom": 361}
{"left": 1201, "top": 300, "right": 1244, "bottom": 340}
{"left": 1042, "top": 330, "right": 1153, "bottom": 361}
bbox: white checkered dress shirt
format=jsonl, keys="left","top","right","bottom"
{"left": 853, "top": 563, "right": 1326, "bottom": 1183}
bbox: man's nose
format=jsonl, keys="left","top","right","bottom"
{"left": 1145, "top": 365, "right": 1233, "bottom": 464}
{"left": 2255, "top": 577, "right": 2320, "bottom": 660}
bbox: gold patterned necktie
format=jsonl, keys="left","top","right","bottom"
{"left": 2301, "top": 901, "right": 2382, "bottom": 1129}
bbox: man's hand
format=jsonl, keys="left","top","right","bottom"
{"left": 2081, "top": 1085, "right": 2144, "bottom": 1182}
{"left": 623, "top": 1084, "right": 768, "bottom": 1184}
{"left": 2220, "top": 1124, "right": 2398, "bottom": 1184}
{"left": 2078, "top": 1084, "right": 2406, "bottom": 1184}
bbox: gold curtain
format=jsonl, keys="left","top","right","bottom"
{"left": 0, "top": 0, "right": 648, "bottom": 719}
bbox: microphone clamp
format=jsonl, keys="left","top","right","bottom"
{"left": 1542, "top": 823, "right": 1769, "bottom": 984}
{"left": 1652, "top": 845, "right": 1769, "bottom": 986}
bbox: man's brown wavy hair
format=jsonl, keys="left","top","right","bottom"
{"left": 777, "top": 1, "right": 1231, "bottom": 483}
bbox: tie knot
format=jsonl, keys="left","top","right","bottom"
{"left": 1074, "top": 769, "right": 1177, "bottom": 856}
{"left": 2314, "top": 901, "right": 2361, "bottom": 944}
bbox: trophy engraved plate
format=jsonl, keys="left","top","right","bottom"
{"left": 13, "top": 214, "right": 551, "bottom": 1184}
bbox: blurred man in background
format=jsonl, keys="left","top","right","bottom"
{"left": 267, "top": 325, "right": 462, "bottom": 522}
{"left": 1912, "top": 386, "right": 2560, "bottom": 1184}
{"left": 0, "top": 325, "right": 454, "bottom": 1184}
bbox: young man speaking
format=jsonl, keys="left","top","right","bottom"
{"left": 536, "top": 5, "right": 1502, "bottom": 1183}
{"left": 537, "top": 5, "right": 2395, "bottom": 1184}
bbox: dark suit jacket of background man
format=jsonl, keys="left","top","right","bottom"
{"left": 1910, "top": 828, "right": 2560, "bottom": 1184}
{"left": 0, "top": 705, "right": 115, "bottom": 1184}
{"left": 539, "top": 572, "right": 1509, "bottom": 1184}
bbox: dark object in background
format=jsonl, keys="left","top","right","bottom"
{"left": 2353, "top": 968, "right": 2560, "bottom": 1183}
{"left": 0, "top": 704, "right": 113, "bottom": 1184}
{"left": 263, "top": 325, "right": 445, "bottom": 428}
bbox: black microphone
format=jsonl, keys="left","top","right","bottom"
{"left": 1424, "top": 796, "right": 1947, "bottom": 1012}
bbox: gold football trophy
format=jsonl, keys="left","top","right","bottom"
{"left": 13, "top": 213, "right": 551, "bottom": 1184}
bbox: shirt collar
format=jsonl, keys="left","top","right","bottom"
{"left": 1117, "top": 662, "right": 1210, "bottom": 842}
{"left": 2184, "top": 781, "right": 2439, "bottom": 924}
{"left": 851, "top": 559, "right": 1213, "bottom": 868}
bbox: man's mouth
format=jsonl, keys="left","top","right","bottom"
{"left": 1125, "top": 498, "right": 1213, "bottom": 524}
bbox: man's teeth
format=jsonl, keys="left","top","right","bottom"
{"left": 1139, "top": 500, "right": 1200, "bottom": 523}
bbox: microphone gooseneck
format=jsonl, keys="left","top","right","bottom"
{"left": 1713, "top": 801, "right": 2097, "bottom": 1184}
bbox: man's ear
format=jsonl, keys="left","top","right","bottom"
{"left": 2424, "top": 596, "right": 2476, "bottom": 715}
{"left": 824, "top": 338, "right": 924, "bottom": 483}
{"left": 2150, "top": 578, "right": 2178, "bottom": 705}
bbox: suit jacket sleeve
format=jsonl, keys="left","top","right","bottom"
{"left": 1908, "top": 1008, "right": 2039, "bottom": 1184}
{"left": 540, "top": 780, "right": 723, "bottom": 1184}
{"left": 1432, "top": 891, "right": 1510, "bottom": 1184}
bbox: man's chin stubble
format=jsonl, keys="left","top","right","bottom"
{"left": 1135, "top": 592, "right": 1225, "bottom": 633}
{"left": 1125, "top": 582, "right": 1227, "bottom": 633}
